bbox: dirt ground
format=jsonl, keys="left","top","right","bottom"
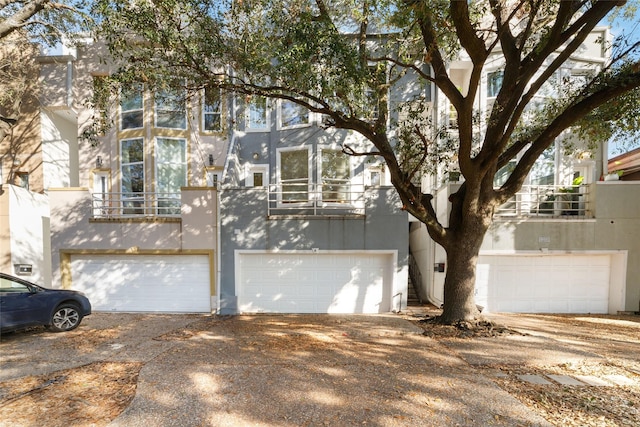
{"left": 0, "top": 310, "right": 638, "bottom": 427}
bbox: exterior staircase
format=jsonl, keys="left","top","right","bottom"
{"left": 407, "top": 274, "right": 422, "bottom": 306}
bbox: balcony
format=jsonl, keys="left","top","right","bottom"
{"left": 91, "top": 192, "right": 181, "bottom": 219}
{"left": 495, "top": 184, "right": 591, "bottom": 218}
{"left": 267, "top": 183, "right": 367, "bottom": 216}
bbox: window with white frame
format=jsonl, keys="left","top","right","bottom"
{"left": 246, "top": 95, "right": 268, "bottom": 130}
{"left": 155, "top": 137, "right": 187, "bottom": 214}
{"left": 246, "top": 165, "right": 268, "bottom": 187}
{"left": 366, "top": 164, "right": 385, "bottom": 187}
{"left": 487, "top": 70, "right": 503, "bottom": 98}
{"left": 120, "top": 138, "right": 144, "bottom": 214}
{"left": 206, "top": 169, "right": 221, "bottom": 188}
{"left": 92, "top": 170, "right": 110, "bottom": 216}
{"left": 279, "top": 99, "right": 309, "bottom": 128}
{"left": 278, "top": 148, "right": 310, "bottom": 202}
{"left": 120, "top": 84, "right": 144, "bottom": 130}
{"left": 320, "top": 148, "right": 350, "bottom": 203}
{"left": 155, "top": 87, "right": 186, "bottom": 129}
{"left": 362, "top": 65, "right": 387, "bottom": 121}
{"left": 203, "top": 86, "right": 222, "bottom": 132}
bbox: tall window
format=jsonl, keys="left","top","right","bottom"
{"left": 120, "top": 84, "right": 143, "bottom": 130}
{"left": 247, "top": 96, "right": 268, "bottom": 130}
{"left": 155, "top": 87, "right": 186, "bottom": 129}
{"left": 280, "top": 100, "right": 309, "bottom": 128}
{"left": 120, "top": 138, "right": 144, "bottom": 213}
{"left": 487, "top": 70, "right": 503, "bottom": 98}
{"left": 203, "top": 87, "right": 222, "bottom": 131}
{"left": 279, "top": 149, "right": 309, "bottom": 202}
{"left": 320, "top": 149, "right": 350, "bottom": 202}
{"left": 155, "top": 137, "right": 187, "bottom": 214}
{"left": 530, "top": 145, "right": 556, "bottom": 185}
{"left": 92, "top": 170, "right": 110, "bottom": 217}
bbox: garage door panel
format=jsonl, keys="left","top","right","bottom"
{"left": 71, "top": 255, "right": 211, "bottom": 313}
{"left": 479, "top": 254, "right": 610, "bottom": 314}
{"left": 237, "top": 252, "right": 394, "bottom": 314}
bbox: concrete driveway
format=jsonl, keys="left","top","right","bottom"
{"left": 1, "top": 311, "right": 639, "bottom": 426}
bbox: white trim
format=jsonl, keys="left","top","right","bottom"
{"left": 245, "top": 164, "right": 269, "bottom": 187}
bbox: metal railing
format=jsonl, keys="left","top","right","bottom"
{"left": 495, "top": 184, "right": 590, "bottom": 218}
{"left": 267, "top": 183, "right": 367, "bottom": 216}
{"left": 91, "top": 192, "right": 181, "bottom": 219}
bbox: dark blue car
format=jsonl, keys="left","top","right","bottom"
{"left": 0, "top": 272, "right": 92, "bottom": 333}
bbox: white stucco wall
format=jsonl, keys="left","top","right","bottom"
{"left": 6, "top": 185, "right": 51, "bottom": 285}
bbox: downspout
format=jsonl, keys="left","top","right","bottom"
{"left": 66, "top": 59, "right": 73, "bottom": 107}
{"left": 216, "top": 186, "right": 221, "bottom": 314}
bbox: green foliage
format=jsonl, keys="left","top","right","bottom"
{"left": 0, "top": 0, "right": 93, "bottom": 45}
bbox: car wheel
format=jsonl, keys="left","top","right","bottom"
{"left": 50, "top": 303, "right": 83, "bottom": 332}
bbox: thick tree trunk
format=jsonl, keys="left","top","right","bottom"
{"left": 439, "top": 220, "right": 487, "bottom": 323}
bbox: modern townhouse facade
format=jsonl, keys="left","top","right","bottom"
{"left": 4, "top": 24, "right": 640, "bottom": 316}
{"left": 411, "top": 26, "right": 640, "bottom": 315}
{"left": 44, "top": 37, "right": 409, "bottom": 315}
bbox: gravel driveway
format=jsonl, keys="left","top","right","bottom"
{"left": 2, "top": 311, "right": 639, "bottom": 426}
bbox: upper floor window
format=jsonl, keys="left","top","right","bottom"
{"left": 120, "top": 138, "right": 145, "bottom": 215}
{"left": 203, "top": 87, "right": 222, "bottom": 132}
{"left": 155, "top": 137, "right": 187, "bottom": 214}
{"left": 279, "top": 100, "right": 309, "bottom": 128}
{"left": 120, "top": 84, "right": 144, "bottom": 130}
{"left": 278, "top": 148, "right": 310, "bottom": 202}
{"left": 246, "top": 95, "right": 268, "bottom": 130}
{"left": 155, "top": 137, "right": 187, "bottom": 193}
{"left": 320, "top": 148, "right": 350, "bottom": 203}
{"left": 120, "top": 138, "right": 144, "bottom": 196}
{"left": 487, "top": 70, "right": 503, "bottom": 98}
{"left": 155, "top": 87, "right": 187, "bottom": 129}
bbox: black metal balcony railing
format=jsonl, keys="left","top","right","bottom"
{"left": 267, "top": 183, "right": 366, "bottom": 216}
{"left": 91, "top": 192, "right": 181, "bottom": 219}
{"left": 495, "top": 184, "right": 590, "bottom": 218}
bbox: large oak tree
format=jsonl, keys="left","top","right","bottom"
{"left": 94, "top": 0, "right": 640, "bottom": 322}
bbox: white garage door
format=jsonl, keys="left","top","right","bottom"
{"left": 70, "top": 254, "right": 212, "bottom": 312}
{"left": 237, "top": 252, "right": 396, "bottom": 314}
{"left": 476, "top": 254, "right": 611, "bottom": 313}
